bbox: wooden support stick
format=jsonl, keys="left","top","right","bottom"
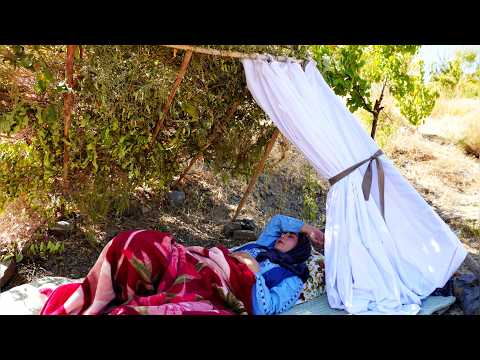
{"left": 232, "top": 128, "right": 281, "bottom": 221}
{"left": 63, "top": 45, "right": 76, "bottom": 192}
{"left": 173, "top": 100, "right": 240, "bottom": 189}
{"left": 150, "top": 50, "right": 193, "bottom": 148}
{"left": 162, "top": 45, "right": 305, "bottom": 64}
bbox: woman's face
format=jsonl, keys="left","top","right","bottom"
{"left": 274, "top": 232, "right": 298, "bottom": 253}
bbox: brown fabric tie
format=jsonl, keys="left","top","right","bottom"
{"left": 328, "top": 149, "right": 385, "bottom": 220}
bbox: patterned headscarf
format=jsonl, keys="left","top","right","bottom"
{"left": 248, "top": 232, "right": 312, "bottom": 287}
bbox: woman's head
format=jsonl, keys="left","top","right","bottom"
{"left": 256, "top": 231, "right": 312, "bottom": 284}
{"left": 274, "top": 232, "right": 299, "bottom": 253}
{"left": 274, "top": 232, "right": 311, "bottom": 262}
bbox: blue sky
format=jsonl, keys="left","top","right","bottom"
{"left": 417, "top": 45, "right": 480, "bottom": 73}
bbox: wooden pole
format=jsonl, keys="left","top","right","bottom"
{"left": 173, "top": 100, "right": 240, "bottom": 189}
{"left": 63, "top": 45, "right": 76, "bottom": 192}
{"left": 149, "top": 50, "right": 193, "bottom": 149}
{"left": 232, "top": 128, "right": 281, "bottom": 221}
{"left": 162, "top": 45, "right": 305, "bottom": 64}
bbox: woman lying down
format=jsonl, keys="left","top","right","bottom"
{"left": 40, "top": 214, "right": 325, "bottom": 315}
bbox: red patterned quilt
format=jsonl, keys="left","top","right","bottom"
{"left": 40, "top": 230, "right": 256, "bottom": 315}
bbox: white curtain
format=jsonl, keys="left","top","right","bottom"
{"left": 242, "top": 58, "right": 467, "bottom": 315}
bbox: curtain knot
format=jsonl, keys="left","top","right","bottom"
{"left": 329, "top": 149, "right": 385, "bottom": 220}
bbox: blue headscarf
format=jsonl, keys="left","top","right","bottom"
{"left": 242, "top": 232, "right": 311, "bottom": 288}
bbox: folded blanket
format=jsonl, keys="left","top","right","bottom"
{"left": 40, "top": 230, "right": 256, "bottom": 315}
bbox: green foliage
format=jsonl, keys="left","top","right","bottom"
{"left": 397, "top": 61, "right": 439, "bottom": 126}
{"left": 0, "top": 243, "right": 25, "bottom": 264}
{"left": 311, "top": 45, "right": 436, "bottom": 133}
{"left": 0, "top": 45, "right": 309, "bottom": 230}
{"left": 0, "top": 252, "right": 17, "bottom": 263}
{"left": 27, "top": 239, "right": 64, "bottom": 259}
{"left": 302, "top": 166, "right": 320, "bottom": 223}
{"left": 0, "top": 46, "right": 72, "bottom": 223}
{"left": 312, "top": 45, "right": 371, "bottom": 113}
{"left": 0, "top": 226, "right": 66, "bottom": 262}
{"left": 0, "top": 101, "right": 31, "bottom": 134}
{"left": 430, "top": 50, "right": 480, "bottom": 98}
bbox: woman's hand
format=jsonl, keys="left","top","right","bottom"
{"left": 231, "top": 252, "right": 260, "bottom": 273}
{"left": 300, "top": 224, "right": 325, "bottom": 249}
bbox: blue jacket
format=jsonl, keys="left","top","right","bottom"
{"left": 233, "top": 214, "right": 305, "bottom": 315}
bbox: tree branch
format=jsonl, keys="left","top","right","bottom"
{"left": 232, "top": 128, "right": 281, "bottom": 221}
{"left": 374, "top": 77, "right": 388, "bottom": 113}
{"left": 63, "top": 45, "right": 76, "bottom": 193}
{"left": 343, "top": 72, "right": 374, "bottom": 114}
{"left": 162, "top": 45, "right": 304, "bottom": 64}
{"left": 149, "top": 50, "right": 193, "bottom": 150}
{"left": 355, "top": 87, "right": 375, "bottom": 115}
{"left": 173, "top": 100, "right": 241, "bottom": 188}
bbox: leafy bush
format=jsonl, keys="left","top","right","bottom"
{"left": 0, "top": 45, "right": 310, "bottom": 230}
{"left": 311, "top": 45, "right": 438, "bottom": 138}
{"left": 430, "top": 50, "right": 480, "bottom": 99}
{"left": 302, "top": 166, "right": 321, "bottom": 224}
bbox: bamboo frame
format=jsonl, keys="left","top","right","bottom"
{"left": 63, "top": 45, "right": 76, "bottom": 192}
{"left": 39, "top": 44, "right": 480, "bottom": 290}
{"left": 52, "top": 44, "right": 480, "bottom": 295}
{"left": 162, "top": 45, "right": 306, "bottom": 64}
{"left": 232, "top": 128, "right": 281, "bottom": 221}
{"left": 149, "top": 49, "right": 193, "bottom": 149}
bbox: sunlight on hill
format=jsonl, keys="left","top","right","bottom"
{"left": 420, "top": 97, "right": 480, "bottom": 157}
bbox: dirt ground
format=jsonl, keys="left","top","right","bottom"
{"left": 1, "top": 129, "right": 479, "bottom": 315}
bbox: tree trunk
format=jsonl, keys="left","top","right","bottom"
{"left": 370, "top": 111, "right": 379, "bottom": 139}
{"left": 232, "top": 128, "right": 280, "bottom": 221}
{"left": 149, "top": 50, "right": 193, "bottom": 149}
{"left": 370, "top": 78, "right": 388, "bottom": 140}
{"left": 63, "top": 45, "right": 76, "bottom": 193}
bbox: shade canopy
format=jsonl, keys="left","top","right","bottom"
{"left": 242, "top": 58, "right": 467, "bottom": 315}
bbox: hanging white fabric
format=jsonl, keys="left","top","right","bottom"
{"left": 241, "top": 58, "right": 467, "bottom": 315}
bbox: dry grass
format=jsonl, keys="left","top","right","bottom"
{"left": 384, "top": 127, "right": 480, "bottom": 252}
{"left": 430, "top": 97, "right": 479, "bottom": 118}
{"left": 0, "top": 197, "right": 46, "bottom": 254}
{"left": 420, "top": 97, "right": 480, "bottom": 157}
{"left": 462, "top": 118, "right": 480, "bottom": 157}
